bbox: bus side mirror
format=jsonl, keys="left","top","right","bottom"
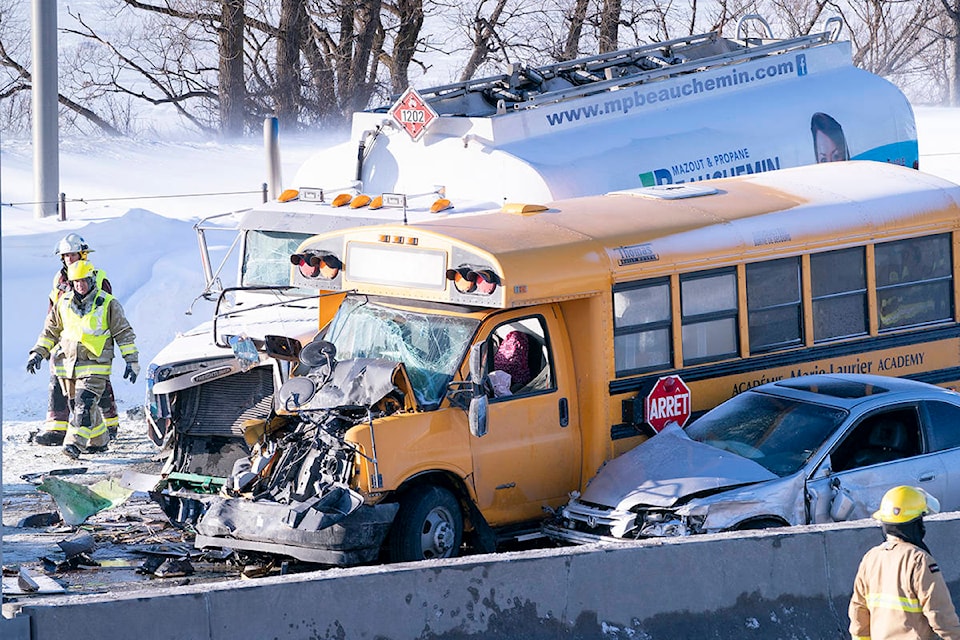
{"left": 469, "top": 341, "right": 485, "bottom": 381}
{"left": 468, "top": 342, "right": 488, "bottom": 437}
{"left": 469, "top": 395, "right": 488, "bottom": 438}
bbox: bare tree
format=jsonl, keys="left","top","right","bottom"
{"left": 598, "top": 0, "right": 622, "bottom": 51}
{"left": 941, "top": 0, "right": 960, "bottom": 104}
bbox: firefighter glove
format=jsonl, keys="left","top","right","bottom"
{"left": 26, "top": 352, "right": 43, "bottom": 374}
{"left": 124, "top": 361, "right": 140, "bottom": 384}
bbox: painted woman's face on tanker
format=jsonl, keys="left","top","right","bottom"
{"left": 815, "top": 129, "right": 846, "bottom": 163}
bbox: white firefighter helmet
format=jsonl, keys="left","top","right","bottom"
{"left": 55, "top": 233, "right": 94, "bottom": 256}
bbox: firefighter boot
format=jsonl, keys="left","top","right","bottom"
{"left": 35, "top": 430, "right": 65, "bottom": 446}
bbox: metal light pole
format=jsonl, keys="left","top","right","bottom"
{"left": 32, "top": 0, "right": 59, "bottom": 219}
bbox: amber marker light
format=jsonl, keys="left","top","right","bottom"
{"left": 331, "top": 193, "right": 353, "bottom": 207}
{"left": 431, "top": 198, "right": 452, "bottom": 212}
{"left": 350, "top": 194, "right": 372, "bottom": 209}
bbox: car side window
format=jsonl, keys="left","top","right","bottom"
{"left": 485, "top": 316, "right": 554, "bottom": 399}
{"left": 830, "top": 408, "right": 922, "bottom": 472}
{"left": 923, "top": 401, "right": 960, "bottom": 452}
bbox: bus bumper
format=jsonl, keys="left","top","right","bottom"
{"left": 195, "top": 495, "right": 399, "bottom": 565}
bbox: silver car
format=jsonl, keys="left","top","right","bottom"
{"left": 545, "top": 374, "right": 960, "bottom": 544}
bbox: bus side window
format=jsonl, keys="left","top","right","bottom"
{"left": 487, "top": 317, "right": 553, "bottom": 398}
{"left": 613, "top": 279, "right": 672, "bottom": 375}
{"left": 811, "top": 247, "right": 868, "bottom": 342}
{"left": 876, "top": 234, "right": 953, "bottom": 330}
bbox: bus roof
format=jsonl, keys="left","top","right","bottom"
{"left": 296, "top": 162, "right": 960, "bottom": 308}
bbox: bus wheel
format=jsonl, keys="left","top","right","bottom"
{"left": 388, "top": 485, "right": 463, "bottom": 562}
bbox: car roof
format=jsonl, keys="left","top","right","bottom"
{"left": 752, "top": 374, "right": 959, "bottom": 409}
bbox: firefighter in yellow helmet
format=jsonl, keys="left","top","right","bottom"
{"left": 849, "top": 486, "right": 960, "bottom": 640}
{"left": 32, "top": 233, "right": 122, "bottom": 446}
{"left": 26, "top": 259, "right": 139, "bottom": 459}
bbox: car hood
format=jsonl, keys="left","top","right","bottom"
{"left": 579, "top": 424, "right": 778, "bottom": 509}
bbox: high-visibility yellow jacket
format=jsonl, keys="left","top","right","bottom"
{"left": 849, "top": 535, "right": 960, "bottom": 640}
{"left": 33, "top": 288, "right": 137, "bottom": 378}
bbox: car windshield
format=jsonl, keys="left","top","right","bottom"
{"left": 241, "top": 230, "right": 313, "bottom": 289}
{"left": 324, "top": 296, "right": 478, "bottom": 409}
{"left": 685, "top": 391, "right": 848, "bottom": 477}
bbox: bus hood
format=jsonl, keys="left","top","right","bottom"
{"left": 580, "top": 424, "right": 777, "bottom": 509}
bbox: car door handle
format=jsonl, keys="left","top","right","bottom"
{"left": 559, "top": 397, "right": 569, "bottom": 427}
{"left": 919, "top": 472, "right": 936, "bottom": 483}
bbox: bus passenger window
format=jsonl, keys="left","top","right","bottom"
{"left": 811, "top": 247, "right": 867, "bottom": 342}
{"left": 613, "top": 280, "right": 671, "bottom": 375}
{"left": 876, "top": 234, "right": 953, "bottom": 330}
{"left": 681, "top": 269, "right": 738, "bottom": 365}
{"left": 747, "top": 257, "right": 802, "bottom": 353}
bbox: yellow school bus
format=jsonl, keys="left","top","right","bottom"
{"left": 195, "top": 161, "right": 960, "bottom": 564}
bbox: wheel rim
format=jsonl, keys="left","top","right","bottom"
{"left": 420, "top": 506, "right": 455, "bottom": 559}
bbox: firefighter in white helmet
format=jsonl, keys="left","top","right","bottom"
{"left": 27, "top": 259, "right": 139, "bottom": 458}
{"left": 33, "top": 234, "right": 122, "bottom": 446}
{"left": 849, "top": 485, "right": 960, "bottom": 639}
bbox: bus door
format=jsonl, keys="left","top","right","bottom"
{"left": 467, "top": 308, "right": 582, "bottom": 526}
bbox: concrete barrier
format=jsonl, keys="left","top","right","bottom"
{"left": 4, "top": 513, "right": 959, "bottom": 640}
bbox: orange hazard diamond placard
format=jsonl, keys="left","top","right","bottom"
{"left": 388, "top": 87, "right": 438, "bottom": 142}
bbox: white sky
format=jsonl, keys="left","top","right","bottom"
{"left": 0, "top": 106, "right": 958, "bottom": 423}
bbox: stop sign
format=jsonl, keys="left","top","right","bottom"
{"left": 644, "top": 375, "right": 692, "bottom": 432}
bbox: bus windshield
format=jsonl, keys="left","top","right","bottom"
{"left": 324, "top": 297, "right": 479, "bottom": 409}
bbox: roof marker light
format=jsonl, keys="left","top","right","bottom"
{"left": 350, "top": 194, "right": 372, "bottom": 209}
{"left": 278, "top": 189, "right": 299, "bottom": 202}
{"left": 502, "top": 202, "right": 547, "bottom": 215}
{"left": 431, "top": 198, "right": 452, "bottom": 213}
{"left": 331, "top": 193, "right": 352, "bottom": 207}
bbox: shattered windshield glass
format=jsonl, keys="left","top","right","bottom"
{"left": 242, "top": 230, "right": 312, "bottom": 288}
{"left": 324, "top": 297, "right": 478, "bottom": 409}
{"left": 685, "top": 392, "right": 848, "bottom": 477}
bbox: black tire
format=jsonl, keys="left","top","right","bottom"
{"left": 735, "top": 517, "right": 786, "bottom": 531}
{"left": 388, "top": 485, "right": 463, "bottom": 562}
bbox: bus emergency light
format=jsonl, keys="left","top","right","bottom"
{"left": 446, "top": 267, "right": 500, "bottom": 295}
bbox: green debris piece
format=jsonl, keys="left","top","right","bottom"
{"left": 37, "top": 476, "right": 134, "bottom": 526}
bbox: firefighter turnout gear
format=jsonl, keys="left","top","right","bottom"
{"left": 850, "top": 486, "right": 960, "bottom": 640}
{"left": 31, "top": 277, "right": 138, "bottom": 454}
{"left": 39, "top": 256, "right": 120, "bottom": 444}
{"left": 849, "top": 535, "right": 960, "bottom": 640}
